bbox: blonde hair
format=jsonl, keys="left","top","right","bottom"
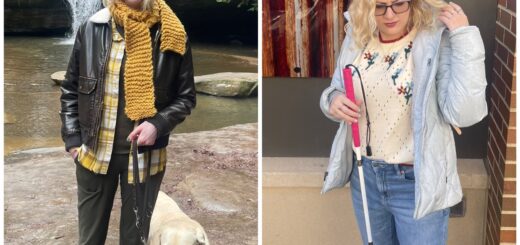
{"left": 103, "top": 0, "right": 155, "bottom": 11}
{"left": 349, "top": 0, "right": 447, "bottom": 48}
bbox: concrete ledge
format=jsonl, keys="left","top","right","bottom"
{"left": 263, "top": 157, "right": 488, "bottom": 189}
{"left": 263, "top": 157, "right": 489, "bottom": 245}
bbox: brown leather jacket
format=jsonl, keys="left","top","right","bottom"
{"left": 60, "top": 9, "right": 195, "bottom": 152}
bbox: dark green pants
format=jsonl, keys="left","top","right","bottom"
{"left": 75, "top": 153, "right": 164, "bottom": 245}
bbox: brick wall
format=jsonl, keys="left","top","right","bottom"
{"left": 485, "top": 0, "right": 516, "bottom": 244}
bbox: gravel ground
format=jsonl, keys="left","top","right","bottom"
{"left": 4, "top": 123, "right": 258, "bottom": 245}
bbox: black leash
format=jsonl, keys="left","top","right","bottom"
{"left": 132, "top": 140, "right": 152, "bottom": 244}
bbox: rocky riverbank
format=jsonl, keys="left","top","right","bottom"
{"left": 5, "top": 123, "right": 258, "bottom": 245}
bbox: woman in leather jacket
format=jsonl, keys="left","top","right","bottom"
{"left": 320, "top": 0, "right": 487, "bottom": 244}
{"left": 59, "top": 0, "right": 195, "bottom": 243}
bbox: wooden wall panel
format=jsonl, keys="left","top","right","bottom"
{"left": 263, "top": 0, "right": 349, "bottom": 78}
{"left": 262, "top": 0, "right": 275, "bottom": 76}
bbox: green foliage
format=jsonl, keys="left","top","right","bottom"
{"left": 216, "top": 0, "right": 257, "bottom": 11}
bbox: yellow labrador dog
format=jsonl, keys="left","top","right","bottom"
{"left": 149, "top": 191, "right": 209, "bottom": 245}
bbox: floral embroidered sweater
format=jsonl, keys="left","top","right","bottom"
{"left": 352, "top": 29, "right": 417, "bottom": 164}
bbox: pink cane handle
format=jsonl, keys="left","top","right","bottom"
{"left": 342, "top": 67, "right": 361, "bottom": 148}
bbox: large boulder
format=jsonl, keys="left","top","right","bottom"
{"left": 195, "top": 72, "right": 258, "bottom": 97}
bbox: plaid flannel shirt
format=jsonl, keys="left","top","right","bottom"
{"left": 76, "top": 19, "right": 167, "bottom": 183}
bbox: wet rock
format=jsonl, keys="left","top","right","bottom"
{"left": 195, "top": 72, "right": 258, "bottom": 97}
{"left": 50, "top": 71, "right": 66, "bottom": 86}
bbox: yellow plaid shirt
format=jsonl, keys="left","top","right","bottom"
{"left": 76, "top": 20, "right": 167, "bottom": 183}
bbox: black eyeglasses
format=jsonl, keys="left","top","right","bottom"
{"left": 375, "top": 0, "right": 411, "bottom": 16}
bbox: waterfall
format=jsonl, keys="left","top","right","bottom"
{"left": 58, "top": 0, "right": 102, "bottom": 44}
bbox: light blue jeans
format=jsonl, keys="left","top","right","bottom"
{"left": 350, "top": 156, "right": 450, "bottom": 245}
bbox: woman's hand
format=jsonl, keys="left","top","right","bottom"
{"left": 127, "top": 121, "right": 158, "bottom": 146}
{"left": 69, "top": 147, "right": 79, "bottom": 159}
{"left": 329, "top": 94, "right": 363, "bottom": 125}
{"left": 438, "top": 2, "right": 469, "bottom": 31}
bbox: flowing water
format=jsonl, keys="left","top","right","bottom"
{"left": 66, "top": 0, "right": 102, "bottom": 40}
{"left": 4, "top": 37, "right": 258, "bottom": 154}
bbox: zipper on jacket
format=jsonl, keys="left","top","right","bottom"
{"left": 92, "top": 25, "right": 113, "bottom": 152}
{"left": 419, "top": 28, "right": 448, "bottom": 185}
{"left": 152, "top": 27, "right": 161, "bottom": 73}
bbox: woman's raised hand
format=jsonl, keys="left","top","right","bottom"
{"left": 438, "top": 2, "right": 469, "bottom": 31}
{"left": 329, "top": 95, "right": 363, "bottom": 125}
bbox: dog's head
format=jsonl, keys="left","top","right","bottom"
{"left": 155, "top": 226, "right": 209, "bottom": 245}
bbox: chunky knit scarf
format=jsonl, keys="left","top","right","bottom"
{"left": 109, "top": 0, "right": 186, "bottom": 121}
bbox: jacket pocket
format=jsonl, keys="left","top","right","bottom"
{"left": 78, "top": 76, "right": 98, "bottom": 127}
{"left": 78, "top": 76, "right": 97, "bottom": 94}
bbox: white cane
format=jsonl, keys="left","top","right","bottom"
{"left": 343, "top": 66, "right": 373, "bottom": 245}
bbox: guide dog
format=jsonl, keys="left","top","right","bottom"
{"left": 149, "top": 191, "right": 209, "bottom": 245}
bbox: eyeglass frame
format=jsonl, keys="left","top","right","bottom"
{"left": 374, "top": 0, "right": 412, "bottom": 16}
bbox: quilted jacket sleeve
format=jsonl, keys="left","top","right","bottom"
{"left": 436, "top": 26, "right": 488, "bottom": 127}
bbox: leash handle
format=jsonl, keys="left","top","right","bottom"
{"left": 131, "top": 140, "right": 152, "bottom": 244}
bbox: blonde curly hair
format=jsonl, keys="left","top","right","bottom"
{"left": 349, "top": 0, "right": 447, "bottom": 48}
{"left": 103, "top": 0, "right": 155, "bottom": 11}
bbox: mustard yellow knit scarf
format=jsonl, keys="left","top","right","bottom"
{"left": 109, "top": 0, "right": 186, "bottom": 121}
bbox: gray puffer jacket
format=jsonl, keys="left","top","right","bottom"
{"left": 320, "top": 12, "right": 488, "bottom": 219}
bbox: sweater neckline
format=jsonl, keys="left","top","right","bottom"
{"left": 379, "top": 31, "right": 409, "bottom": 44}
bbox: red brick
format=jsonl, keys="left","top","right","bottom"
{"left": 507, "top": 52, "right": 515, "bottom": 72}
{"left": 512, "top": 74, "right": 516, "bottom": 91}
{"left": 489, "top": 113, "right": 505, "bottom": 148}
{"left": 493, "top": 52, "right": 507, "bottom": 74}
{"left": 505, "top": 146, "right": 516, "bottom": 161}
{"left": 489, "top": 159, "right": 504, "bottom": 196}
{"left": 508, "top": 109, "right": 515, "bottom": 126}
{"left": 488, "top": 186, "right": 501, "bottom": 219}
{"left": 510, "top": 92, "right": 516, "bottom": 109}
{"left": 498, "top": 100, "right": 511, "bottom": 125}
{"left": 492, "top": 79, "right": 506, "bottom": 108}
{"left": 492, "top": 186, "right": 504, "bottom": 219}
{"left": 506, "top": 127, "right": 516, "bottom": 144}
{"left": 507, "top": 0, "right": 516, "bottom": 13}
{"left": 503, "top": 30, "right": 516, "bottom": 53}
{"left": 504, "top": 86, "right": 513, "bottom": 106}
{"left": 486, "top": 223, "right": 496, "bottom": 245}
{"left": 486, "top": 231, "right": 494, "bottom": 245}
{"left": 501, "top": 67, "right": 514, "bottom": 91}
{"left": 492, "top": 72, "right": 503, "bottom": 97}
{"left": 486, "top": 219, "right": 496, "bottom": 245}
{"left": 500, "top": 9, "right": 512, "bottom": 29}
{"left": 501, "top": 213, "right": 516, "bottom": 227}
{"left": 493, "top": 146, "right": 506, "bottom": 177}
{"left": 502, "top": 196, "right": 516, "bottom": 210}
{"left": 501, "top": 122, "right": 509, "bottom": 151}
{"left": 489, "top": 84, "right": 505, "bottom": 110}
{"left": 512, "top": 16, "right": 516, "bottom": 34}
{"left": 496, "top": 23, "right": 505, "bottom": 42}
{"left": 487, "top": 144, "right": 496, "bottom": 165}
{"left": 500, "top": 230, "right": 516, "bottom": 243}
{"left": 514, "top": 58, "right": 517, "bottom": 74}
{"left": 496, "top": 44, "right": 508, "bottom": 64}
{"left": 503, "top": 179, "right": 516, "bottom": 194}
{"left": 498, "top": 0, "right": 507, "bottom": 8}
{"left": 489, "top": 125, "right": 505, "bottom": 163}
